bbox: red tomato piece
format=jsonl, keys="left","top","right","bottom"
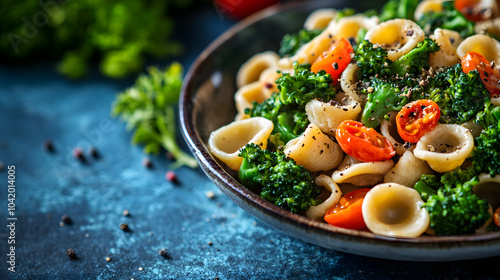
{"left": 461, "top": 51, "right": 500, "bottom": 97}
{"left": 335, "top": 120, "right": 395, "bottom": 162}
{"left": 324, "top": 188, "right": 370, "bottom": 230}
{"left": 494, "top": 207, "right": 500, "bottom": 228}
{"left": 311, "top": 38, "right": 353, "bottom": 84}
{"left": 213, "top": 0, "right": 279, "bottom": 20}
{"left": 396, "top": 99, "right": 441, "bottom": 143}
{"left": 454, "top": 0, "right": 488, "bottom": 21}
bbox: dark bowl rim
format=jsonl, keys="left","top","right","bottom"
{"left": 179, "top": 0, "right": 500, "bottom": 250}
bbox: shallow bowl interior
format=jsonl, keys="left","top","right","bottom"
{"left": 180, "top": 0, "right": 500, "bottom": 261}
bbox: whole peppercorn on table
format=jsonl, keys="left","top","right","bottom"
{"left": 1, "top": 3, "right": 500, "bottom": 280}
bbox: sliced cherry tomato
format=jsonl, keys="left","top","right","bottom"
{"left": 324, "top": 188, "right": 370, "bottom": 230}
{"left": 454, "top": 0, "right": 491, "bottom": 21}
{"left": 461, "top": 51, "right": 500, "bottom": 97}
{"left": 335, "top": 120, "right": 395, "bottom": 162}
{"left": 214, "top": 0, "right": 279, "bottom": 20}
{"left": 396, "top": 99, "right": 441, "bottom": 143}
{"left": 494, "top": 207, "right": 500, "bottom": 228}
{"left": 311, "top": 38, "right": 353, "bottom": 84}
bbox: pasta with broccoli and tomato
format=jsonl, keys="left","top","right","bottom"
{"left": 208, "top": 0, "right": 500, "bottom": 238}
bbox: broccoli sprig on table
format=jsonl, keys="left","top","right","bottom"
{"left": 414, "top": 168, "right": 491, "bottom": 236}
{"left": 238, "top": 143, "right": 320, "bottom": 213}
{"left": 112, "top": 62, "right": 198, "bottom": 169}
{"left": 245, "top": 63, "right": 336, "bottom": 145}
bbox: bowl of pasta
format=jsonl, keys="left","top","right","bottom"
{"left": 180, "top": 0, "right": 500, "bottom": 261}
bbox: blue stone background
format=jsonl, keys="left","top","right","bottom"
{"left": 1, "top": 2, "right": 500, "bottom": 280}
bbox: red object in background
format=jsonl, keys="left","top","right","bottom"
{"left": 214, "top": 0, "right": 280, "bottom": 20}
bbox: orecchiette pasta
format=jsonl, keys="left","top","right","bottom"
{"left": 413, "top": 124, "right": 474, "bottom": 173}
{"left": 383, "top": 151, "right": 433, "bottom": 187}
{"left": 284, "top": 123, "right": 343, "bottom": 172}
{"left": 331, "top": 155, "right": 394, "bottom": 186}
{"left": 474, "top": 174, "right": 500, "bottom": 210}
{"left": 305, "top": 175, "right": 342, "bottom": 221}
{"left": 414, "top": 0, "right": 445, "bottom": 21}
{"left": 303, "top": 8, "right": 338, "bottom": 30}
{"left": 236, "top": 51, "right": 280, "bottom": 88}
{"left": 305, "top": 98, "right": 362, "bottom": 136}
{"left": 340, "top": 63, "right": 368, "bottom": 105}
{"left": 456, "top": 34, "right": 500, "bottom": 64}
{"left": 428, "top": 28, "right": 463, "bottom": 68}
{"left": 362, "top": 183, "right": 430, "bottom": 238}
{"left": 364, "top": 19, "right": 425, "bottom": 61}
{"left": 208, "top": 117, "right": 274, "bottom": 170}
{"left": 234, "top": 81, "right": 272, "bottom": 117}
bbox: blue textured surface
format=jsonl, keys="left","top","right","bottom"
{"left": 1, "top": 4, "right": 500, "bottom": 280}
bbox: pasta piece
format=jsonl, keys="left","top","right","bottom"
{"left": 304, "top": 8, "right": 338, "bottom": 30}
{"left": 305, "top": 175, "right": 342, "bottom": 221}
{"left": 284, "top": 123, "right": 343, "bottom": 172}
{"left": 429, "top": 28, "right": 463, "bottom": 68}
{"left": 305, "top": 98, "right": 362, "bottom": 136}
{"left": 340, "top": 63, "right": 368, "bottom": 105}
{"left": 380, "top": 111, "right": 415, "bottom": 156}
{"left": 456, "top": 34, "right": 500, "bottom": 64}
{"left": 473, "top": 174, "right": 500, "bottom": 210}
{"left": 279, "top": 15, "right": 377, "bottom": 68}
{"left": 362, "top": 183, "right": 430, "bottom": 238}
{"left": 258, "top": 67, "right": 281, "bottom": 97}
{"left": 236, "top": 51, "right": 280, "bottom": 88}
{"left": 364, "top": 19, "right": 425, "bottom": 61}
{"left": 413, "top": 124, "right": 474, "bottom": 173}
{"left": 208, "top": 117, "right": 273, "bottom": 170}
{"left": 383, "top": 151, "right": 433, "bottom": 187}
{"left": 234, "top": 81, "right": 271, "bottom": 117}
{"left": 414, "top": 0, "right": 445, "bottom": 21}
{"left": 492, "top": 96, "right": 500, "bottom": 106}
{"left": 475, "top": 18, "right": 500, "bottom": 39}
{"left": 331, "top": 155, "right": 394, "bottom": 186}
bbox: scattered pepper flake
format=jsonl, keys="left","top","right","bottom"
{"left": 89, "top": 147, "right": 99, "bottom": 158}
{"left": 61, "top": 214, "right": 72, "bottom": 225}
{"left": 44, "top": 140, "right": 54, "bottom": 152}
{"left": 122, "top": 209, "right": 130, "bottom": 217}
{"left": 106, "top": 257, "right": 111, "bottom": 262}
{"left": 119, "top": 223, "right": 129, "bottom": 231}
{"left": 67, "top": 249, "right": 77, "bottom": 259}
{"left": 205, "top": 190, "right": 215, "bottom": 199}
{"left": 73, "top": 147, "right": 85, "bottom": 161}
{"left": 166, "top": 171, "right": 177, "bottom": 183}
{"left": 142, "top": 158, "right": 153, "bottom": 168}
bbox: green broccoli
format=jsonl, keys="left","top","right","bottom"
{"left": 390, "top": 38, "right": 440, "bottom": 76}
{"left": 355, "top": 40, "right": 393, "bottom": 79}
{"left": 360, "top": 77, "right": 410, "bottom": 128}
{"left": 238, "top": 143, "right": 321, "bottom": 213}
{"left": 414, "top": 168, "right": 491, "bottom": 236}
{"left": 471, "top": 104, "right": 500, "bottom": 177}
{"left": 378, "top": 0, "right": 420, "bottom": 22}
{"left": 277, "top": 62, "right": 337, "bottom": 106}
{"left": 246, "top": 63, "right": 336, "bottom": 144}
{"left": 416, "top": 1, "right": 475, "bottom": 38}
{"left": 278, "top": 28, "right": 323, "bottom": 57}
{"left": 415, "top": 64, "right": 490, "bottom": 123}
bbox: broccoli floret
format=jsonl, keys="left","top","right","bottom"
{"left": 238, "top": 143, "right": 321, "bottom": 213}
{"left": 355, "top": 40, "right": 393, "bottom": 79}
{"left": 246, "top": 92, "right": 309, "bottom": 145}
{"left": 378, "top": 0, "right": 420, "bottom": 22}
{"left": 416, "top": 1, "right": 475, "bottom": 38}
{"left": 278, "top": 28, "right": 323, "bottom": 57}
{"left": 390, "top": 38, "right": 440, "bottom": 76}
{"left": 277, "top": 62, "right": 337, "bottom": 106}
{"left": 416, "top": 64, "right": 490, "bottom": 123}
{"left": 360, "top": 77, "right": 410, "bottom": 128}
{"left": 246, "top": 63, "right": 336, "bottom": 144}
{"left": 414, "top": 168, "right": 491, "bottom": 236}
{"left": 471, "top": 105, "right": 500, "bottom": 177}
